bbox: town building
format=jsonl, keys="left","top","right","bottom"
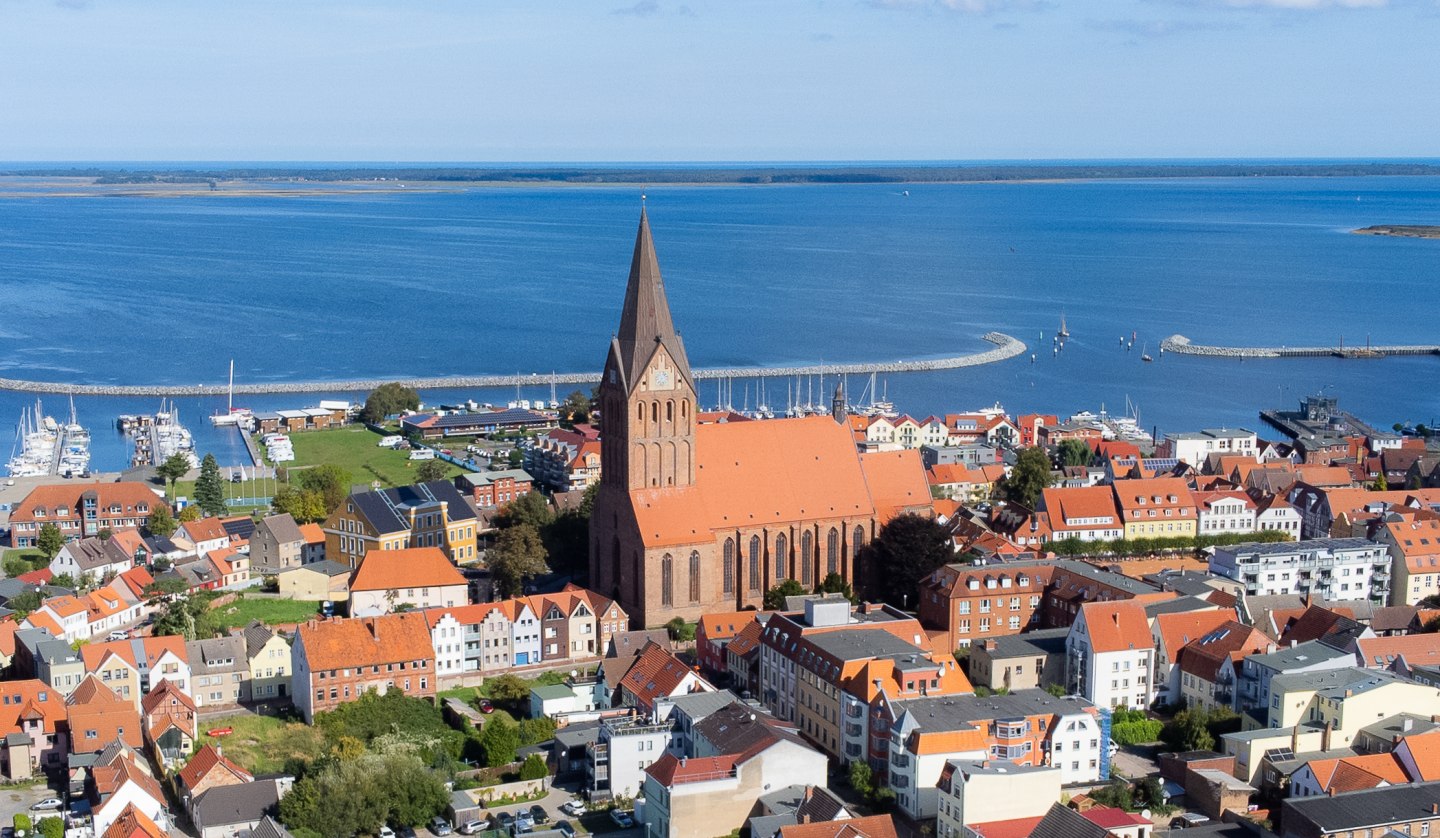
{"left": 186, "top": 636, "right": 249, "bottom": 708}
{"left": 935, "top": 760, "right": 1061, "bottom": 838}
{"left": 51, "top": 535, "right": 143, "bottom": 584}
{"left": 6, "top": 483, "right": 164, "bottom": 548}
{"left": 918, "top": 561, "right": 1052, "bottom": 650}
{"left": 192, "top": 779, "right": 291, "bottom": 838}
{"left": 177, "top": 742, "right": 253, "bottom": 803}
{"left": 277, "top": 559, "right": 352, "bottom": 601}
{"left": 81, "top": 636, "right": 191, "bottom": 709}
{"left": 348, "top": 546, "right": 468, "bottom": 617}
{"left": 323, "top": 479, "right": 479, "bottom": 567}
{"left": 967, "top": 628, "right": 1069, "bottom": 693}
{"left": 1280, "top": 780, "right": 1440, "bottom": 838}
{"left": 290, "top": 612, "right": 436, "bottom": 722}
{"left": 456, "top": 469, "right": 533, "bottom": 508}
{"left": 1161, "top": 429, "right": 1259, "bottom": 466}
{"left": 1037, "top": 486, "right": 1124, "bottom": 542}
{"left": 1209, "top": 538, "right": 1391, "bottom": 602}
{"left": 589, "top": 212, "right": 931, "bottom": 626}
{"left": 400, "top": 408, "right": 556, "bottom": 438}
{"left": 1174, "top": 620, "right": 1270, "bottom": 712}
{"left": 1112, "top": 477, "right": 1199, "bottom": 541}
{"left": 528, "top": 426, "right": 603, "bottom": 492}
{"left": 250, "top": 513, "right": 306, "bottom": 576}
{"left": 0, "top": 678, "right": 69, "bottom": 780}
{"left": 1378, "top": 517, "right": 1440, "bottom": 606}
{"left": 1234, "top": 640, "right": 1355, "bottom": 723}
{"left": 67, "top": 675, "right": 142, "bottom": 753}
{"left": 1195, "top": 490, "right": 1260, "bottom": 537}
{"left": 1065, "top": 600, "right": 1156, "bottom": 710}
{"left": 242, "top": 621, "right": 292, "bottom": 703}
{"left": 87, "top": 745, "right": 169, "bottom": 837}
{"left": 1263, "top": 668, "right": 1440, "bottom": 744}
{"left": 617, "top": 641, "right": 716, "bottom": 716}
{"left": 141, "top": 679, "right": 197, "bottom": 770}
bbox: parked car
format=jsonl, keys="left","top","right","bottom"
{"left": 609, "top": 810, "right": 634, "bottom": 829}
{"left": 458, "top": 821, "right": 485, "bottom": 836}
{"left": 1170, "top": 814, "right": 1211, "bottom": 829}
{"left": 515, "top": 811, "right": 535, "bottom": 834}
{"left": 496, "top": 813, "right": 515, "bottom": 831}
{"left": 478, "top": 699, "right": 495, "bottom": 714}
{"left": 378, "top": 828, "right": 396, "bottom": 838}
{"left": 559, "top": 801, "right": 585, "bottom": 817}
{"left": 528, "top": 805, "right": 548, "bottom": 825}
{"left": 555, "top": 821, "right": 575, "bottom": 838}
{"left": 29, "top": 798, "right": 62, "bottom": 812}
{"left": 430, "top": 818, "right": 453, "bottom": 836}
{"left": 399, "top": 826, "right": 416, "bottom": 838}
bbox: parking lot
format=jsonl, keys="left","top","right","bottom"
{"left": 455, "top": 782, "right": 640, "bottom": 838}
{"left": 0, "top": 782, "right": 63, "bottom": 830}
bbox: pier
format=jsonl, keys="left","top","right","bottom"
{"left": 0, "top": 332, "right": 1027, "bottom": 396}
{"left": 1161, "top": 335, "right": 1440, "bottom": 360}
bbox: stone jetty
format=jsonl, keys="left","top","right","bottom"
{"left": 0, "top": 332, "right": 1027, "bottom": 397}
{"left": 1162, "top": 334, "right": 1440, "bottom": 360}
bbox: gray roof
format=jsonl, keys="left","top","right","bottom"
{"left": 1168, "top": 822, "right": 1276, "bottom": 838}
{"left": 661, "top": 689, "right": 742, "bottom": 722}
{"left": 60, "top": 536, "right": 132, "bottom": 571}
{"left": 1213, "top": 537, "right": 1378, "bottom": 557}
{"left": 187, "top": 635, "right": 248, "bottom": 675}
{"left": 1244, "top": 639, "right": 1352, "bottom": 672}
{"left": 348, "top": 479, "right": 476, "bottom": 535}
{"left": 1271, "top": 666, "right": 1403, "bottom": 697}
{"left": 241, "top": 621, "right": 281, "bottom": 660}
{"left": 1283, "top": 780, "right": 1440, "bottom": 832}
{"left": 1145, "top": 595, "right": 1224, "bottom": 618}
{"left": 608, "top": 629, "right": 670, "bottom": 658}
{"left": 892, "top": 689, "right": 1096, "bottom": 732}
{"left": 609, "top": 210, "right": 692, "bottom": 394}
{"left": 1028, "top": 803, "right": 1110, "bottom": 838}
{"left": 257, "top": 513, "right": 304, "bottom": 545}
{"left": 35, "top": 636, "right": 82, "bottom": 667}
{"left": 692, "top": 702, "right": 798, "bottom": 756}
{"left": 282, "top": 559, "right": 353, "bottom": 578}
{"left": 1052, "top": 559, "right": 1162, "bottom": 596}
{"left": 750, "top": 785, "right": 850, "bottom": 838}
{"left": 801, "top": 627, "right": 925, "bottom": 665}
{"left": 979, "top": 628, "right": 1069, "bottom": 660}
{"left": 554, "top": 720, "right": 602, "bottom": 751}
{"left": 532, "top": 684, "right": 576, "bottom": 701}
{"left": 1144, "top": 570, "right": 1226, "bottom": 597}
{"left": 245, "top": 816, "right": 294, "bottom": 838}
{"left": 458, "top": 469, "right": 534, "bottom": 488}
{"left": 193, "top": 778, "right": 284, "bottom": 829}
{"left": 1358, "top": 713, "right": 1440, "bottom": 743}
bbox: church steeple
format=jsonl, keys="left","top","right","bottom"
{"left": 832, "top": 379, "right": 847, "bottom": 424}
{"left": 600, "top": 209, "right": 698, "bottom": 493}
{"left": 612, "top": 208, "right": 692, "bottom": 395}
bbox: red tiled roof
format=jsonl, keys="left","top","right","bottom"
{"left": 778, "top": 815, "right": 900, "bottom": 838}
{"left": 177, "top": 742, "right": 253, "bottom": 790}
{"left": 182, "top": 517, "right": 229, "bottom": 543}
{"left": 619, "top": 641, "right": 702, "bottom": 706}
{"left": 1080, "top": 806, "right": 1153, "bottom": 829}
{"left": 296, "top": 612, "right": 435, "bottom": 671}
{"left": 1079, "top": 601, "right": 1151, "bottom": 653}
{"left": 10, "top": 482, "right": 162, "bottom": 522}
{"left": 644, "top": 752, "right": 739, "bottom": 786}
{"left": 101, "top": 803, "right": 168, "bottom": 838}
{"left": 350, "top": 547, "right": 466, "bottom": 592}
{"left": 965, "top": 817, "right": 1045, "bottom": 838}
{"left": 1357, "top": 635, "right": 1440, "bottom": 669}
{"left": 0, "top": 679, "right": 68, "bottom": 737}
{"left": 82, "top": 636, "right": 186, "bottom": 673}
{"left": 1155, "top": 610, "right": 1233, "bottom": 661}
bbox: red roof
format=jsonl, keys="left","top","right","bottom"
{"left": 643, "top": 752, "right": 739, "bottom": 786}
{"left": 1078, "top": 601, "right": 1151, "bottom": 653}
{"left": 619, "top": 641, "right": 704, "bottom": 707}
{"left": 177, "top": 742, "right": 253, "bottom": 791}
{"left": 350, "top": 547, "right": 466, "bottom": 592}
{"left": 1081, "top": 806, "right": 1153, "bottom": 829}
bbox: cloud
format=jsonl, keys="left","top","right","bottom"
{"left": 677, "top": 4, "right": 697, "bottom": 16}
{"left": 811, "top": 31, "right": 836, "bottom": 41}
{"left": 1086, "top": 17, "right": 1237, "bottom": 36}
{"left": 1171, "top": 0, "right": 1390, "bottom": 8}
{"left": 869, "top": 0, "right": 1050, "bottom": 13}
{"left": 612, "top": 0, "right": 660, "bottom": 16}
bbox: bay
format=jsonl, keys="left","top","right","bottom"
{"left": 2, "top": 175, "right": 1438, "bottom": 472}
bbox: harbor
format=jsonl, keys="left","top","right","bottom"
{"left": 5, "top": 397, "right": 92, "bottom": 478}
{"left": 1161, "top": 334, "right": 1440, "bottom": 360}
{"left": 119, "top": 399, "right": 199, "bottom": 469}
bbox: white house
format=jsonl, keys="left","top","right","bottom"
{"left": 347, "top": 547, "right": 467, "bottom": 617}
{"left": 1254, "top": 495, "right": 1303, "bottom": 539}
{"left": 1066, "top": 600, "right": 1156, "bottom": 711}
{"left": 512, "top": 602, "right": 542, "bottom": 667}
{"left": 51, "top": 536, "right": 137, "bottom": 584}
{"left": 1195, "top": 491, "right": 1258, "bottom": 538}
{"left": 1209, "top": 537, "right": 1390, "bottom": 601}
{"left": 1163, "top": 428, "right": 1259, "bottom": 466}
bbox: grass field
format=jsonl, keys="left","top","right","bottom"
{"left": 208, "top": 596, "right": 325, "bottom": 631}
{"left": 2, "top": 548, "right": 47, "bottom": 577}
{"left": 197, "top": 713, "right": 327, "bottom": 775}
{"left": 264, "top": 426, "right": 467, "bottom": 488}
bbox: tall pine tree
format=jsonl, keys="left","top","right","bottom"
{"left": 194, "top": 453, "right": 227, "bottom": 517}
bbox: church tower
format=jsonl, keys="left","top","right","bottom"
{"left": 597, "top": 208, "right": 697, "bottom": 492}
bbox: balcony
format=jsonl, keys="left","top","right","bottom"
{"left": 591, "top": 744, "right": 609, "bottom": 763}
{"left": 846, "top": 724, "right": 863, "bottom": 738}
{"left": 846, "top": 703, "right": 864, "bottom": 719}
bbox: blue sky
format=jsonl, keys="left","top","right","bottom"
{"left": 1, "top": 0, "right": 1437, "bottom": 161}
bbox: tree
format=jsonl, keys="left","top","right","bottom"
{"left": 764, "top": 579, "right": 807, "bottom": 610}
{"left": 488, "top": 523, "right": 550, "bottom": 598}
{"left": 857, "top": 513, "right": 953, "bottom": 609}
{"left": 998, "top": 446, "right": 1053, "bottom": 509}
{"left": 1161, "top": 708, "right": 1215, "bottom": 752}
{"left": 36, "top": 522, "right": 65, "bottom": 559}
{"left": 296, "top": 464, "right": 352, "bottom": 513}
{"left": 194, "top": 453, "right": 227, "bottom": 516}
{"left": 1056, "top": 439, "right": 1093, "bottom": 468}
{"left": 847, "top": 760, "right": 875, "bottom": 797}
{"left": 665, "top": 617, "right": 695, "bottom": 642}
{"left": 415, "top": 458, "right": 448, "bottom": 482}
{"left": 147, "top": 505, "right": 178, "bottom": 538}
{"left": 497, "top": 491, "right": 554, "bottom": 530}
{"left": 13, "top": 815, "right": 32, "bottom": 835}
{"left": 97, "top": 528, "right": 113, "bottom": 541}
{"left": 486, "top": 674, "right": 530, "bottom": 707}
{"left": 818, "top": 572, "right": 856, "bottom": 602}
{"left": 518, "top": 753, "right": 549, "bottom": 780}
{"left": 6, "top": 591, "right": 41, "bottom": 620}
{"left": 360, "top": 382, "right": 421, "bottom": 425}
{"left": 1372, "top": 471, "right": 1389, "bottom": 492}
{"left": 272, "top": 486, "right": 327, "bottom": 523}
{"left": 508, "top": 449, "right": 524, "bottom": 469}
{"left": 36, "top": 817, "right": 63, "bottom": 838}
{"left": 51, "top": 573, "right": 78, "bottom": 591}
{"left": 156, "top": 452, "right": 192, "bottom": 500}
{"left": 479, "top": 716, "right": 520, "bottom": 767}
{"left": 517, "top": 716, "right": 558, "bottom": 746}
{"left": 178, "top": 504, "right": 202, "bottom": 523}
{"left": 559, "top": 390, "right": 593, "bottom": 426}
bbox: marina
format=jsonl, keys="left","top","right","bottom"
{"left": 120, "top": 399, "right": 199, "bottom": 470}
{"left": 5, "top": 397, "right": 91, "bottom": 478}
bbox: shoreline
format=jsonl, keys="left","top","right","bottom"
{"left": 1353, "top": 225, "right": 1440, "bottom": 239}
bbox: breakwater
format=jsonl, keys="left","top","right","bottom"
{"left": 1161, "top": 335, "right": 1440, "bottom": 360}
{"left": 0, "top": 332, "right": 1027, "bottom": 397}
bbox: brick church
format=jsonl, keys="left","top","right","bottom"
{"left": 589, "top": 211, "right": 932, "bottom": 627}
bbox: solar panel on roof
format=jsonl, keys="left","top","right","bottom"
{"left": 1264, "top": 747, "right": 1295, "bottom": 761}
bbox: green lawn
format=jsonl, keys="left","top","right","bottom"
{"left": 2, "top": 548, "right": 48, "bottom": 577}
{"left": 262, "top": 426, "right": 468, "bottom": 488}
{"left": 196, "top": 712, "right": 327, "bottom": 775}
{"left": 208, "top": 595, "right": 325, "bottom": 632}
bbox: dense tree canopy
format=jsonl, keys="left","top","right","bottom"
{"left": 488, "top": 524, "right": 550, "bottom": 598}
{"left": 764, "top": 579, "right": 807, "bottom": 610}
{"left": 858, "top": 513, "right": 953, "bottom": 609}
{"left": 36, "top": 523, "right": 65, "bottom": 559}
{"left": 147, "top": 505, "right": 178, "bottom": 537}
{"left": 414, "top": 458, "right": 448, "bottom": 482}
{"left": 156, "top": 452, "right": 192, "bottom": 500}
{"left": 295, "top": 464, "right": 352, "bottom": 513}
{"left": 1056, "top": 439, "right": 1093, "bottom": 469}
{"left": 998, "top": 446, "right": 1053, "bottom": 509}
{"left": 360, "top": 383, "right": 421, "bottom": 425}
{"left": 194, "top": 453, "right": 227, "bottom": 516}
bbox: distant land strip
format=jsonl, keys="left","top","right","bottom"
{"left": 1162, "top": 335, "right": 1440, "bottom": 360}
{"left": 0, "top": 333, "right": 1026, "bottom": 396}
{"left": 1353, "top": 225, "right": 1440, "bottom": 239}
{"left": 5, "top": 162, "right": 1440, "bottom": 187}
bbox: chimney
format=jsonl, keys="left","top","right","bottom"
{"left": 1291, "top": 725, "right": 1300, "bottom": 753}
{"left": 1322, "top": 721, "right": 1333, "bottom": 752}
{"left": 1290, "top": 640, "right": 1297, "bottom": 649}
{"left": 1431, "top": 803, "right": 1438, "bottom": 816}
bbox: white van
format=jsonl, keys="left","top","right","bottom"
{"left": 378, "top": 436, "right": 404, "bottom": 448}
{"left": 409, "top": 448, "right": 436, "bottom": 461}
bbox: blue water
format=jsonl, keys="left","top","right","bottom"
{"left": 2, "top": 176, "right": 1438, "bottom": 472}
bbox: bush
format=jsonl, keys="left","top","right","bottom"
{"left": 665, "top": 617, "right": 695, "bottom": 643}
{"left": 13, "top": 814, "right": 32, "bottom": 834}
{"left": 518, "top": 753, "right": 549, "bottom": 780}
{"left": 517, "top": 716, "right": 557, "bottom": 746}
{"left": 1047, "top": 527, "right": 1293, "bottom": 558}
{"left": 1112, "top": 719, "right": 1163, "bottom": 746}
{"left": 36, "top": 818, "right": 63, "bottom": 838}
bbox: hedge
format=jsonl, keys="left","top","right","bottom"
{"left": 1047, "top": 528, "right": 1292, "bottom": 558}
{"left": 1111, "top": 719, "right": 1164, "bottom": 746}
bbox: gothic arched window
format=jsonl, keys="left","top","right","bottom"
{"left": 801, "top": 531, "right": 814, "bottom": 586}
{"left": 748, "top": 535, "right": 762, "bottom": 592}
{"left": 826, "top": 528, "right": 839, "bottom": 576}
{"left": 854, "top": 525, "right": 865, "bottom": 556}
{"left": 661, "top": 554, "right": 674, "bottom": 607}
{"left": 775, "top": 534, "right": 788, "bottom": 582}
{"left": 689, "top": 551, "right": 701, "bottom": 602}
{"left": 723, "top": 539, "right": 735, "bottom": 594}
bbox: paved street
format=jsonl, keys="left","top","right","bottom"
{"left": 1111, "top": 744, "right": 1161, "bottom": 780}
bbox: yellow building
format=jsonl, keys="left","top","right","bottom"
{"left": 1381, "top": 518, "right": 1440, "bottom": 606}
{"left": 1268, "top": 669, "right": 1440, "bottom": 746}
{"left": 241, "top": 621, "right": 292, "bottom": 703}
{"left": 323, "top": 479, "right": 479, "bottom": 568}
{"left": 276, "top": 560, "right": 352, "bottom": 602}
{"left": 1113, "top": 477, "right": 1198, "bottom": 541}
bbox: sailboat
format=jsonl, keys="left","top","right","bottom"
{"left": 210, "top": 360, "right": 254, "bottom": 426}
{"left": 1141, "top": 342, "right": 1154, "bottom": 363}
{"left": 1057, "top": 313, "right": 1070, "bottom": 339}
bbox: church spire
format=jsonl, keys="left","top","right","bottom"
{"left": 613, "top": 208, "right": 691, "bottom": 392}
{"left": 832, "top": 378, "right": 847, "bottom": 424}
